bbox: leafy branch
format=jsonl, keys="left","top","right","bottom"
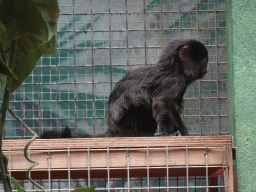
{"left": 0, "top": 0, "right": 60, "bottom": 191}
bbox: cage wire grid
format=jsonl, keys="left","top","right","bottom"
{"left": 3, "top": 145, "right": 229, "bottom": 191}
{"left": 0, "top": 0, "right": 229, "bottom": 191}
{"left": 3, "top": 0, "right": 228, "bottom": 138}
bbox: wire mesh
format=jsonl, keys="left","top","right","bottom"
{"left": 2, "top": 145, "right": 230, "bottom": 191}
{"left": 2, "top": 0, "right": 228, "bottom": 139}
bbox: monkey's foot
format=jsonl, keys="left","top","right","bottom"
{"left": 154, "top": 131, "right": 182, "bottom": 137}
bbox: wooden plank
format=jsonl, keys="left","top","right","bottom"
{"left": 4, "top": 148, "right": 225, "bottom": 170}
{"left": 226, "top": 141, "right": 234, "bottom": 192}
{"left": 2, "top": 136, "right": 232, "bottom": 151}
{"left": 1, "top": 136, "right": 233, "bottom": 190}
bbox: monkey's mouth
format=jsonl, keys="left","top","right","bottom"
{"left": 199, "top": 70, "right": 207, "bottom": 78}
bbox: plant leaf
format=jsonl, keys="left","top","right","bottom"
{"left": 0, "top": 0, "right": 59, "bottom": 93}
{"left": 9, "top": 34, "right": 56, "bottom": 93}
{"left": 32, "top": 0, "right": 60, "bottom": 41}
{"left": 0, "top": 0, "right": 60, "bottom": 42}
{"left": 0, "top": 57, "right": 18, "bottom": 80}
{"left": 72, "top": 186, "right": 95, "bottom": 192}
{"left": 39, "top": 35, "right": 56, "bottom": 55}
{"left": 0, "top": 21, "right": 11, "bottom": 52}
{"left": 0, "top": 73, "right": 6, "bottom": 100}
{"left": 8, "top": 175, "right": 26, "bottom": 192}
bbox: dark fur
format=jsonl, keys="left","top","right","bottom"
{"left": 106, "top": 39, "right": 208, "bottom": 136}
{"left": 40, "top": 39, "right": 208, "bottom": 139}
{"left": 40, "top": 126, "right": 91, "bottom": 139}
{"left": 40, "top": 127, "right": 71, "bottom": 139}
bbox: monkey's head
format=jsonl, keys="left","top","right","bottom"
{"left": 178, "top": 40, "right": 208, "bottom": 83}
{"left": 159, "top": 39, "right": 208, "bottom": 84}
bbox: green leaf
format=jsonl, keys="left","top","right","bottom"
{"left": 72, "top": 186, "right": 95, "bottom": 192}
{"left": 8, "top": 175, "right": 26, "bottom": 192}
{"left": 0, "top": 57, "right": 18, "bottom": 80}
{"left": 0, "top": 0, "right": 59, "bottom": 93}
{"left": 40, "top": 35, "right": 56, "bottom": 55}
{"left": 0, "top": 73, "right": 7, "bottom": 99}
{"left": 0, "top": 0, "right": 60, "bottom": 42}
{"left": 9, "top": 34, "right": 56, "bottom": 93}
{"left": 33, "top": 0, "right": 60, "bottom": 41}
{"left": 0, "top": 21, "right": 11, "bottom": 52}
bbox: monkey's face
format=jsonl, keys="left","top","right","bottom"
{"left": 179, "top": 41, "right": 208, "bottom": 82}
{"left": 183, "top": 57, "right": 208, "bottom": 83}
{"left": 194, "top": 57, "right": 208, "bottom": 79}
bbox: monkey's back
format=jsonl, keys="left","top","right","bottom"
{"left": 106, "top": 67, "right": 152, "bottom": 119}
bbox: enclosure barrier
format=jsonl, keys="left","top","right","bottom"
{"left": 1, "top": 136, "right": 233, "bottom": 191}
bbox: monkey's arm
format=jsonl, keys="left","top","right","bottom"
{"left": 151, "top": 79, "right": 188, "bottom": 136}
{"left": 152, "top": 98, "right": 188, "bottom": 136}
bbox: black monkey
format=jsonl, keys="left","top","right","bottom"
{"left": 40, "top": 39, "right": 208, "bottom": 139}
{"left": 105, "top": 39, "right": 208, "bottom": 137}
{"left": 40, "top": 127, "right": 72, "bottom": 139}
{"left": 40, "top": 126, "right": 91, "bottom": 139}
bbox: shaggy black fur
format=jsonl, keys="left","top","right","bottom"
{"left": 40, "top": 126, "right": 91, "bottom": 139}
{"left": 40, "top": 39, "right": 208, "bottom": 138}
{"left": 106, "top": 39, "right": 208, "bottom": 136}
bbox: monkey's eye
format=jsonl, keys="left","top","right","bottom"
{"left": 200, "top": 58, "right": 208, "bottom": 66}
{"left": 202, "top": 58, "right": 208, "bottom": 63}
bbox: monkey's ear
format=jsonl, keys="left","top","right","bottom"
{"left": 179, "top": 46, "right": 189, "bottom": 61}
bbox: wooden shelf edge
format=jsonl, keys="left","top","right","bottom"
{"left": 2, "top": 135, "right": 232, "bottom": 151}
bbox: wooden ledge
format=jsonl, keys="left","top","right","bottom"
{"left": 1, "top": 135, "right": 233, "bottom": 190}
{"left": 2, "top": 135, "right": 232, "bottom": 151}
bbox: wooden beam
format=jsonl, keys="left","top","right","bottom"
{"left": 2, "top": 136, "right": 233, "bottom": 191}
{"left": 2, "top": 136, "right": 232, "bottom": 150}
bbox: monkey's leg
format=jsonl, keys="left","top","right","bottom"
{"left": 109, "top": 107, "right": 157, "bottom": 137}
